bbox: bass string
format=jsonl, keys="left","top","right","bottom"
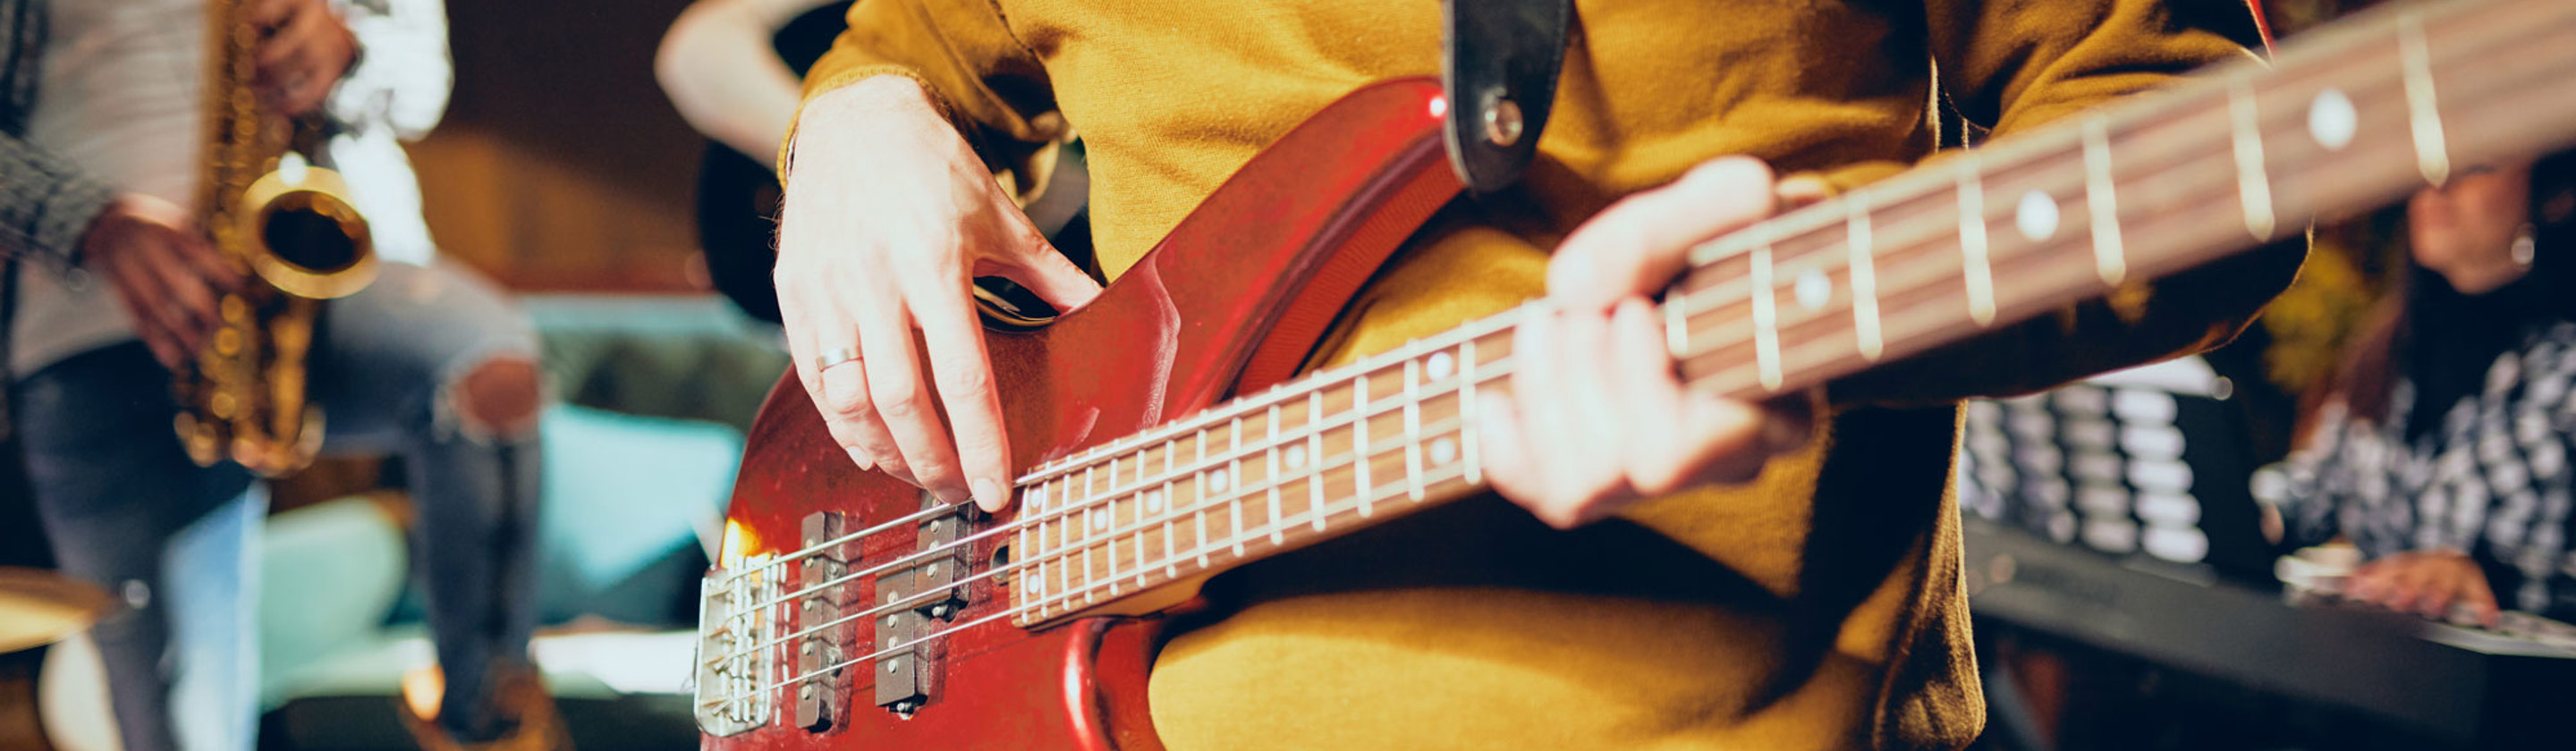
{"left": 699, "top": 457, "right": 1488, "bottom": 710}
{"left": 720, "top": 317, "right": 1528, "bottom": 616}
{"left": 701, "top": 405, "right": 1492, "bottom": 668}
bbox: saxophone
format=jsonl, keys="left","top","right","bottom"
{"left": 175, "top": 0, "right": 380, "bottom": 477}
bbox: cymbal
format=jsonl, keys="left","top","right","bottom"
{"left": 0, "top": 568, "right": 112, "bottom": 654}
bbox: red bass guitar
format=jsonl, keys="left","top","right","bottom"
{"left": 699, "top": 0, "right": 2576, "bottom": 747}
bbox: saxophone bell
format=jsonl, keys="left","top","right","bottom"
{"left": 234, "top": 155, "right": 377, "bottom": 300}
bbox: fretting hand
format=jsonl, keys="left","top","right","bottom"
{"left": 1481, "top": 157, "right": 1817, "bottom": 528}
{"left": 776, "top": 76, "right": 1102, "bottom": 511}
{"left": 250, "top": 0, "right": 358, "bottom": 117}
{"left": 80, "top": 194, "right": 247, "bottom": 369}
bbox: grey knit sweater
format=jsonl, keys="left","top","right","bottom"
{"left": 0, "top": 0, "right": 112, "bottom": 269}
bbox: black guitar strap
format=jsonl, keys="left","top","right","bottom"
{"left": 1441, "top": 0, "right": 1573, "bottom": 194}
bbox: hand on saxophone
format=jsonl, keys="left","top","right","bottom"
{"left": 249, "top": 0, "right": 360, "bottom": 117}
{"left": 80, "top": 195, "right": 248, "bottom": 369}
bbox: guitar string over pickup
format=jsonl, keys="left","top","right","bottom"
{"left": 797, "top": 511, "right": 856, "bottom": 731}
{"left": 877, "top": 494, "right": 975, "bottom": 716}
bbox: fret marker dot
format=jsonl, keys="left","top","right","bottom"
{"left": 1285, "top": 444, "right": 1308, "bottom": 468}
{"left": 1089, "top": 508, "right": 1108, "bottom": 531}
{"left": 1430, "top": 437, "right": 1458, "bottom": 465}
{"left": 1025, "top": 578, "right": 1040, "bottom": 595}
{"left": 2016, "top": 190, "right": 2059, "bottom": 242}
{"left": 1793, "top": 268, "right": 1831, "bottom": 311}
{"left": 2309, "top": 88, "right": 2357, "bottom": 152}
{"left": 1145, "top": 490, "right": 1163, "bottom": 512}
{"left": 1030, "top": 486, "right": 1046, "bottom": 511}
{"left": 1428, "top": 351, "right": 1455, "bottom": 380}
{"left": 1209, "top": 468, "right": 1230, "bottom": 493}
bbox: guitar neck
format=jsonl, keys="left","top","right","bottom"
{"left": 1004, "top": 0, "right": 2576, "bottom": 627}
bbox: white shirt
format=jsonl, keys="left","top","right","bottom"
{"left": 14, "top": 0, "right": 452, "bottom": 374}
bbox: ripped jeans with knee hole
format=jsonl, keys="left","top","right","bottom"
{"left": 16, "top": 259, "right": 544, "bottom": 751}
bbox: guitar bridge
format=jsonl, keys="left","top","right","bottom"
{"left": 694, "top": 554, "right": 775, "bottom": 736}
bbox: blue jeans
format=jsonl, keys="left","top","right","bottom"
{"left": 19, "top": 260, "right": 543, "bottom": 750}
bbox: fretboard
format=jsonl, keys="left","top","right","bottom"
{"left": 1004, "top": 0, "right": 2576, "bottom": 627}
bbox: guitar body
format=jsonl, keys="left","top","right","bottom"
{"left": 708, "top": 77, "right": 1462, "bottom": 751}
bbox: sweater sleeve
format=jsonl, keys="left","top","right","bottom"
{"left": 784, "top": 0, "right": 1059, "bottom": 174}
{"left": 326, "top": 0, "right": 452, "bottom": 142}
{"left": 1826, "top": 0, "right": 2306, "bottom": 406}
{"left": 0, "top": 130, "right": 113, "bottom": 270}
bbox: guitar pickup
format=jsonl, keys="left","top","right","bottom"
{"left": 796, "top": 511, "right": 857, "bottom": 731}
{"left": 876, "top": 495, "right": 973, "bottom": 715}
{"left": 911, "top": 503, "right": 970, "bottom": 620}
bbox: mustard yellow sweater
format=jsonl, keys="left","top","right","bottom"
{"left": 797, "top": 2, "right": 2298, "bottom": 748}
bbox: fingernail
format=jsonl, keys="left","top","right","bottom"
{"left": 936, "top": 485, "right": 971, "bottom": 506}
{"left": 846, "top": 448, "right": 875, "bottom": 471}
{"left": 973, "top": 478, "right": 1008, "bottom": 510}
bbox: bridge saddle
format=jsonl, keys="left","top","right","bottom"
{"left": 693, "top": 553, "right": 775, "bottom": 736}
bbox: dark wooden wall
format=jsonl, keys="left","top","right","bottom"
{"left": 413, "top": 0, "right": 715, "bottom": 292}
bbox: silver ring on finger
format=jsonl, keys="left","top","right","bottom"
{"left": 815, "top": 346, "right": 862, "bottom": 371}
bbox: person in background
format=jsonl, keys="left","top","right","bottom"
{"left": 0, "top": 0, "right": 555, "bottom": 748}
{"left": 2281, "top": 154, "right": 2576, "bottom": 628}
{"left": 656, "top": 0, "right": 852, "bottom": 324}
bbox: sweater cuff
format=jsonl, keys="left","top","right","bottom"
{"left": 7, "top": 149, "right": 116, "bottom": 271}
{"left": 781, "top": 66, "right": 952, "bottom": 178}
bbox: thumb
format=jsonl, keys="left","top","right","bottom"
{"left": 996, "top": 238, "right": 1103, "bottom": 313}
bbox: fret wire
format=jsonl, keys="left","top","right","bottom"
{"left": 1846, "top": 192, "right": 1883, "bottom": 361}
{"left": 1749, "top": 240, "right": 1783, "bottom": 392}
{"left": 1403, "top": 357, "right": 1427, "bottom": 501}
{"left": 1267, "top": 404, "right": 1286, "bottom": 544}
{"left": 1955, "top": 157, "right": 1997, "bottom": 326}
{"left": 1080, "top": 465, "right": 1097, "bottom": 603}
{"left": 1461, "top": 337, "right": 1484, "bottom": 485}
{"left": 1162, "top": 477, "right": 1179, "bottom": 578}
{"left": 1194, "top": 427, "right": 1209, "bottom": 567}
{"left": 2228, "top": 77, "right": 2278, "bottom": 241}
{"left": 1018, "top": 485, "right": 1037, "bottom": 599}
{"left": 1103, "top": 464, "right": 1123, "bottom": 595}
{"left": 2081, "top": 115, "right": 2127, "bottom": 286}
{"left": 1308, "top": 389, "right": 1328, "bottom": 532}
{"left": 1227, "top": 418, "right": 1245, "bottom": 557}
{"left": 1352, "top": 371, "right": 1373, "bottom": 518}
{"left": 2399, "top": 11, "right": 2451, "bottom": 187}
{"left": 1055, "top": 480, "right": 1071, "bottom": 603}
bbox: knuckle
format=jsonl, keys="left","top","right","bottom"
{"left": 939, "top": 359, "right": 996, "bottom": 400}
{"left": 819, "top": 383, "right": 872, "bottom": 418}
{"left": 873, "top": 389, "right": 927, "bottom": 421}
